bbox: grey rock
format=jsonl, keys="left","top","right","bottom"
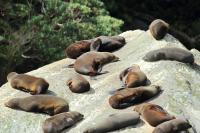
{"left": 0, "top": 30, "right": 199, "bottom": 133}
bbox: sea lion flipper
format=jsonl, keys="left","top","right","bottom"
{"left": 90, "top": 38, "right": 102, "bottom": 51}
{"left": 66, "top": 79, "right": 72, "bottom": 87}
{"left": 66, "top": 64, "right": 74, "bottom": 68}
{"left": 108, "top": 87, "right": 125, "bottom": 95}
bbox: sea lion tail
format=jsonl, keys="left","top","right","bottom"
{"left": 7, "top": 72, "right": 18, "bottom": 82}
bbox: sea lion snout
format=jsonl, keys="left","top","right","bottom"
{"left": 71, "top": 111, "right": 84, "bottom": 119}
{"left": 152, "top": 85, "right": 162, "bottom": 91}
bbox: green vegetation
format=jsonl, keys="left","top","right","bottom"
{"left": 0, "top": 0, "right": 123, "bottom": 85}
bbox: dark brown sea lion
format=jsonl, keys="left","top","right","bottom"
{"left": 119, "top": 64, "right": 147, "bottom": 88}
{"left": 65, "top": 36, "right": 125, "bottom": 59}
{"left": 152, "top": 118, "right": 192, "bottom": 133}
{"left": 83, "top": 112, "right": 140, "bottom": 133}
{"left": 43, "top": 111, "right": 83, "bottom": 133}
{"left": 149, "top": 19, "right": 169, "bottom": 40}
{"left": 66, "top": 74, "right": 90, "bottom": 93}
{"left": 4, "top": 95, "right": 69, "bottom": 116}
{"left": 143, "top": 47, "right": 194, "bottom": 64}
{"left": 134, "top": 103, "right": 175, "bottom": 127}
{"left": 109, "top": 85, "right": 162, "bottom": 109}
{"left": 68, "top": 51, "right": 119, "bottom": 76}
{"left": 7, "top": 72, "right": 49, "bottom": 95}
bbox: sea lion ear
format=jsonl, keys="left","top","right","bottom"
{"left": 90, "top": 38, "right": 102, "bottom": 51}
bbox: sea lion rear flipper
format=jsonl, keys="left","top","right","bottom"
{"left": 90, "top": 38, "right": 102, "bottom": 51}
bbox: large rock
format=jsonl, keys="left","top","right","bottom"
{"left": 0, "top": 30, "right": 199, "bottom": 133}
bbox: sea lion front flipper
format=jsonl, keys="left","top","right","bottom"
{"left": 65, "top": 64, "right": 74, "bottom": 68}
{"left": 90, "top": 38, "right": 102, "bottom": 51}
{"left": 66, "top": 79, "right": 73, "bottom": 88}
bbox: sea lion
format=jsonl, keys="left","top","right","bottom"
{"left": 65, "top": 36, "right": 125, "bottom": 59}
{"left": 68, "top": 51, "right": 119, "bottom": 76}
{"left": 152, "top": 118, "right": 192, "bottom": 133}
{"left": 143, "top": 47, "right": 194, "bottom": 64}
{"left": 149, "top": 19, "right": 169, "bottom": 40}
{"left": 119, "top": 64, "right": 147, "bottom": 88}
{"left": 83, "top": 112, "right": 140, "bottom": 133}
{"left": 66, "top": 74, "right": 90, "bottom": 93}
{"left": 134, "top": 103, "right": 175, "bottom": 127}
{"left": 109, "top": 85, "right": 162, "bottom": 109}
{"left": 4, "top": 95, "right": 69, "bottom": 116}
{"left": 7, "top": 72, "right": 49, "bottom": 95}
{"left": 43, "top": 111, "right": 83, "bottom": 133}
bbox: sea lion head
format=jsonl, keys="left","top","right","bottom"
{"left": 150, "top": 85, "right": 162, "bottom": 93}
{"left": 133, "top": 103, "right": 149, "bottom": 114}
{"left": 112, "top": 36, "right": 126, "bottom": 44}
{"left": 43, "top": 121, "right": 54, "bottom": 133}
{"left": 65, "top": 40, "right": 91, "bottom": 59}
{"left": 4, "top": 98, "right": 20, "bottom": 109}
{"left": 34, "top": 79, "right": 49, "bottom": 94}
{"left": 90, "top": 38, "right": 102, "bottom": 51}
{"left": 172, "top": 119, "right": 192, "bottom": 130}
{"left": 105, "top": 53, "right": 120, "bottom": 62}
{"left": 70, "top": 111, "right": 84, "bottom": 121}
{"left": 109, "top": 94, "right": 124, "bottom": 109}
{"left": 149, "top": 19, "right": 169, "bottom": 40}
{"left": 7, "top": 72, "right": 18, "bottom": 82}
{"left": 130, "top": 64, "right": 140, "bottom": 70}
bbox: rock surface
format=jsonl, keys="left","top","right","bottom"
{"left": 0, "top": 30, "right": 200, "bottom": 133}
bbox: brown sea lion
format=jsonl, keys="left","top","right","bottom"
{"left": 134, "top": 103, "right": 175, "bottom": 127}
{"left": 65, "top": 36, "right": 125, "bottom": 59}
{"left": 68, "top": 51, "right": 119, "bottom": 76}
{"left": 4, "top": 95, "right": 69, "bottom": 116}
{"left": 109, "top": 85, "right": 162, "bottom": 109}
{"left": 43, "top": 111, "right": 83, "bottom": 133}
{"left": 152, "top": 118, "right": 192, "bottom": 133}
{"left": 149, "top": 19, "right": 169, "bottom": 40}
{"left": 7, "top": 72, "right": 49, "bottom": 95}
{"left": 143, "top": 47, "right": 194, "bottom": 64}
{"left": 66, "top": 74, "right": 90, "bottom": 93}
{"left": 83, "top": 112, "right": 140, "bottom": 133}
{"left": 119, "top": 64, "right": 147, "bottom": 88}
